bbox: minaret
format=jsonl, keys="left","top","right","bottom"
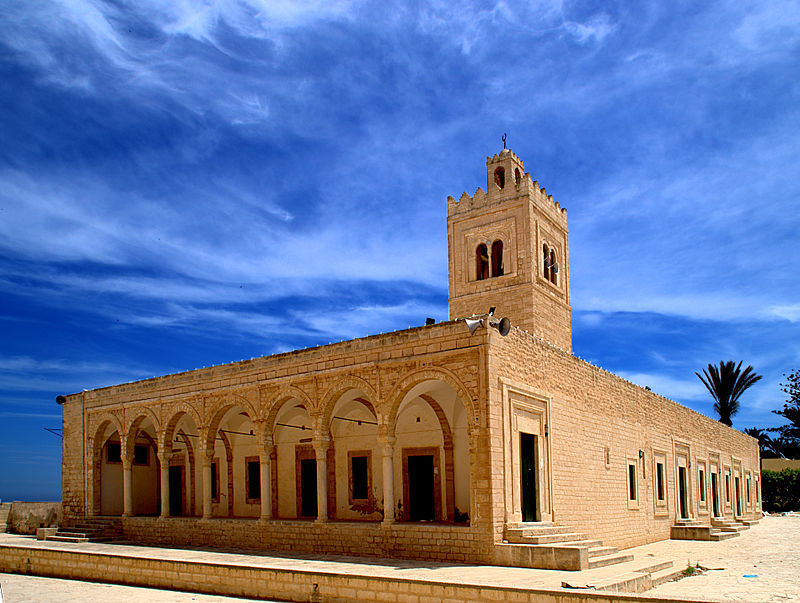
{"left": 446, "top": 149, "right": 572, "bottom": 352}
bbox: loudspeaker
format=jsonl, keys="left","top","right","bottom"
{"left": 489, "top": 316, "right": 511, "bottom": 336}
{"left": 465, "top": 318, "right": 484, "bottom": 335}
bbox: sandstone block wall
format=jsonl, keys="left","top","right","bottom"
{"left": 488, "top": 328, "right": 761, "bottom": 549}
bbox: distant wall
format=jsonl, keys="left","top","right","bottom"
{"left": 9, "top": 502, "right": 62, "bottom": 534}
{"left": 763, "top": 459, "right": 800, "bottom": 471}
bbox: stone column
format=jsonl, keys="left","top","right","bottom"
{"left": 122, "top": 458, "right": 133, "bottom": 518}
{"left": 159, "top": 452, "right": 169, "bottom": 518}
{"left": 313, "top": 439, "right": 329, "bottom": 523}
{"left": 380, "top": 436, "right": 395, "bottom": 524}
{"left": 202, "top": 451, "right": 213, "bottom": 519}
{"left": 260, "top": 441, "right": 274, "bottom": 520}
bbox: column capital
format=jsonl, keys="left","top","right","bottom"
{"left": 312, "top": 436, "right": 330, "bottom": 454}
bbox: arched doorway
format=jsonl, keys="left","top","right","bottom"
{"left": 328, "top": 390, "right": 380, "bottom": 521}
{"left": 206, "top": 406, "right": 258, "bottom": 517}
{"left": 272, "top": 400, "right": 315, "bottom": 519}
{"left": 391, "top": 379, "right": 470, "bottom": 524}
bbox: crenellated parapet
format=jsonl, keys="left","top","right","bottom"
{"left": 447, "top": 148, "right": 567, "bottom": 228}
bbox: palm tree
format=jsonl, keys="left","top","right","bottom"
{"left": 696, "top": 361, "right": 762, "bottom": 427}
{"left": 743, "top": 427, "right": 779, "bottom": 458}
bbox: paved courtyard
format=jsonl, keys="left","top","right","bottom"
{"left": 0, "top": 514, "right": 798, "bottom": 602}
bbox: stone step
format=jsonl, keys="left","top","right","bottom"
{"left": 45, "top": 535, "right": 90, "bottom": 543}
{"left": 588, "top": 546, "right": 618, "bottom": 558}
{"left": 588, "top": 551, "right": 635, "bottom": 569}
{"left": 506, "top": 525, "right": 574, "bottom": 538}
{"left": 546, "top": 539, "right": 604, "bottom": 548}
{"left": 517, "top": 532, "right": 588, "bottom": 544}
{"left": 716, "top": 524, "right": 748, "bottom": 532}
{"left": 505, "top": 521, "right": 554, "bottom": 529}
{"left": 710, "top": 530, "right": 740, "bottom": 541}
{"left": 650, "top": 564, "right": 684, "bottom": 587}
{"left": 591, "top": 559, "right": 676, "bottom": 593}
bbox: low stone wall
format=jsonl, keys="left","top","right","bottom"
{"left": 8, "top": 502, "right": 62, "bottom": 534}
{"left": 123, "top": 517, "right": 494, "bottom": 565}
{"left": 0, "top": 540, "right": 689, "bottom": 603}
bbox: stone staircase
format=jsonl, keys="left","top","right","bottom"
{"left": 45, "top": 517, "right": 122, "bottom": 543}
{"left": 0, "top": 502, "right": 11, "bottom": 533}
{"left": 499, "top": 522, "right": 637, "bottom": 571}
{"left": 671, "top": 516, "right": 757, "bottom": 541}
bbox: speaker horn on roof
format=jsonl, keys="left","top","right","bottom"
{"left": 489, "top": 316, "right": 511, "bottom": 336}
{"left": 465, "top": 318, "right": 483, "bottom": 335}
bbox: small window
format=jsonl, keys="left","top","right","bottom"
{"left": 755, "top": 478, "right": 760, "bottom": 502}
{"left": 725, "top": 473, "right": 731, "bottom": 503}
{"left": 514, "top": 168, "right": 521, "bottom": 185}
{"left": 133, "top": 444, "right": 149, "bottom": 466}
{"left": 246, "top": 457, "right": 261, "bottom": 502}
{"left": 106, "top": 441, "right": 121, "bottom": 464}
{"left": 494, "top": 166, "right": 505, "bottom": 189}
{"left": 211, "top": 460, "right": 220, "bottom": 502}
{"left": 628, "top": 464, "right": 637, "bottom": 500}
{"left": 351, "top": 455, "right": 369, "bottom": 500}
{"left": 656, "top": 462, "right": 665, "bottom": 501}
{"left": 543, "top": 244, "right": 550, "bottom": 280}
{"left": 491, "top": 239, "right": 504, "bottom": 277}
{"left": 699, "top": 469, "right": 706, "bottom": 502}
{"left": 476, "top": 244, "right": 489, "bottom": 280}
{"left": 627, "top": 460, "right": 638, "bottom": 508}
{"left": 746, "top": 476, "right": 751, "bottom": 504}
{"left": 549, "top": 250, "right": 558, "bottom": 284}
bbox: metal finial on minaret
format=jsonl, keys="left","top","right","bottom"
{"left": 502, "top": 133, "right": 507, "bottom": 149}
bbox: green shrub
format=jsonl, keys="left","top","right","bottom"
{"left": 761, "top": 469, "right": 800, "bottom": 512}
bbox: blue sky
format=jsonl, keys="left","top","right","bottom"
{"left": 1, "top": 0, "right": 798, "bottom": 501}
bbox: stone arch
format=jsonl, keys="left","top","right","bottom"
{"left": 317, "top": 375, "right": 378, "bottom": 438}
{"left": 386, "top": 366, "right": 476, "bottom": 436}
{"left": 226, "top": 390, "right": 260, "bottom": 421}
{"left": 203, "top": 401, "right": 256, "bottom": 452}
{"left": 88, "top": 412, "right": 124, "bottom": 516}
{"left": 124, "top": 408, "right": 161, "bottom": 460}
{"left": 161, "top": 402, "right": 202, "bottom": 451}
{"left": 419, "top": 394, "right": 456, "bottom": 522}
{"left": 264, "top": 386, "right": 315, "bottom": 437}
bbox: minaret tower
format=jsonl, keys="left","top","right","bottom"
{"left": 447, "top": 149, "right": 572, "bottom": 351}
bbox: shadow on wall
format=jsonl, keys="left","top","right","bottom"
{"left": 7, "top": 502, "right": 62, "bottom": 534}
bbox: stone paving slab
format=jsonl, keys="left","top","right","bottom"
{"left": 0, "top": 514, "right": 797, "bottom": 602}
{"left": 0, "top": 573, "right": 280, "bottom": 603}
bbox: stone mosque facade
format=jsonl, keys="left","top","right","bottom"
{"left": 58, "top": 149, "right": 761, "bottom": 570}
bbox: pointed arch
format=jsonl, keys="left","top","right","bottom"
{"left": 317, "top": 375, "right": 378, "bottom": 438}
{"left": 386, "top": 366, "right": 476, "bottom": 436}
{"left": 491, "top": 239, "right": 504, "bottom": 277}
{"left": 476, "top": 243, "right": 489, "bottom": 280}
{"left": 264, "top": 386, "right": 315, "bottom": 438}
{"left": 162, "top": 402, "right": 202, "bottom": 451}
{"left": 124, "top": 408, "right": 161, "bottom": 461}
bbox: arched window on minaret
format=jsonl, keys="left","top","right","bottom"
{"left": 549, "top": 250, "right": 558, "bottom": 285}
{"left": 543, "top": 244, "right": 550, "bottom": 281}
{"left": 491, "top": 240, "right": 504, "bottom": 277}
{"left": 514, "top": 168, "right": 521, "bottom": 185}
{"left": 494, "top": 167, "right": 505, "bottom": 189}
{"left": 476, "top": 243, "right": 489, "bottom": 280}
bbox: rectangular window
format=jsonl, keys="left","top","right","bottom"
{"left": 133, "top": 444, "right": 149, "bottom": 466}
{"left": 627, "top": 461, "right": 638, "bottom": 504}
{"left": 348, "top": 450, "right": 372, "bottom": 504}
{"left": 699, "top": 469, "right": 706, "bottom": 502}
{"left": 725, "top": 474, "right": 731, "bottom": 503}
{"left": 351, "top": 456, "right": 368, "bottom": 500}
{"left": 106, "top": 441, "right": 121, "bottom": 464}
{"left": 746, "top": 476, "right": 751, "bottom": 504}
{"left": 656, "top": 462, "right": 665, "bottom": 501}
{"left": 245, "top": 457, "right": 261, "bottom": 503}
{"left": 756, "top": 478, "right": 760, "bottom": 503}
{"left": 211, "top": 460, "right": 220, "bottom": 502}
